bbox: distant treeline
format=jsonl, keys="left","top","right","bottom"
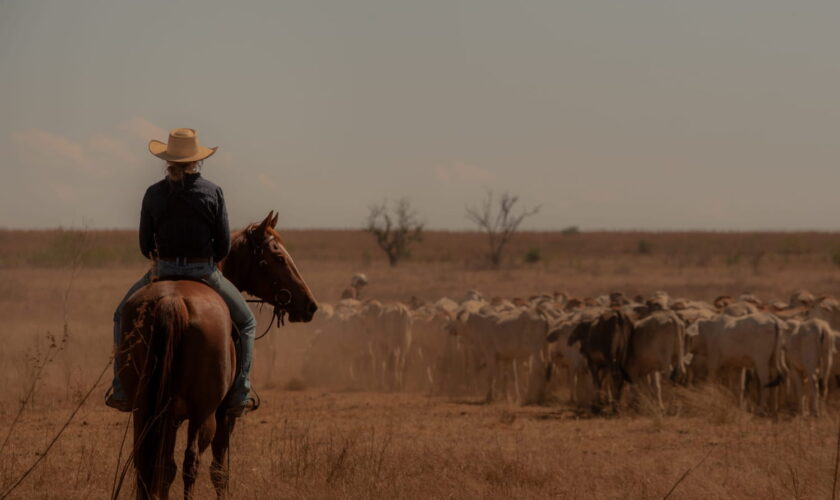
{"left": 3, "top": 228, "right": 840, "bottom": 269}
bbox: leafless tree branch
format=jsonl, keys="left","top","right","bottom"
{"left": 466, "top": 189, "right": 541, "bottom": 269}
{"left": 365, "top": 198, "right": 425, "bottom": 267}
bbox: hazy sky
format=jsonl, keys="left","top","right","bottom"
{"left": 2, "top": 1, "right": 839, "bottom": 231}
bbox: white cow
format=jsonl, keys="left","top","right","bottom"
{"left": 625, "top": 311, "right": 686, "bottom": 410}
{"left": 720, "top": 301, "right": 760, "bottom": 317}
{"left": 451, "top": 307, "right": 551, "bottom": 404}
{"left": 689, "top": 313, "right": 787, "bottom": 412}
{"left": 301, "top": 300, "right": 371, "bottom": 387}
{"left": 806, "top": 297, "right": 840, "bottom": 330}
{"left": 790, "top": 289, "right": 816, "bottom": 308}
{"left": 784, "top": 318, "right": 835, "bottom": 416}
{"left": 406, "top": 305, "right": 455, "bottom": 394}
{"left": 434, "top": 297, "right": 460, "bottom": 315}
{"left": 359, "top": 300, "right": 413, "bottom": 390}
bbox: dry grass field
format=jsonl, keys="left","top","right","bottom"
{"left": 4, "top": 228, "right": 840, "bottom": 498}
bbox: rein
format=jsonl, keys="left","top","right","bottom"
{"left": 244, "top": 227, "right": 293, "bottom": 340}
{"left": 246, "top": 298, "right": 286, "bottom": 339}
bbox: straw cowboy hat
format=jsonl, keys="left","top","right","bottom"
{"left": 148, "top": 128, "right": 218, "bottom": 162}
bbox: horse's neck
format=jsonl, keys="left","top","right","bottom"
{"left": 218, "top": 244, "right": 250, "bottom": 294}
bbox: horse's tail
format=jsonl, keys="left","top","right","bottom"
{"left": 152, "top": 295, "right": 188, "bottom": 407}
{"left": 135, "top": 294, "right": 189, "bottom": 496}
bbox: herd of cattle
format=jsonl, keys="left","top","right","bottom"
{"left": 299, "top": 289, "right": 840, "bottom": 416}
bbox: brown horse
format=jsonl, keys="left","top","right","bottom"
{"left": 118, "top": 211, "right": 317, "bottom": 499}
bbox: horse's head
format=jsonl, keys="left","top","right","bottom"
{"left": 224, "top": 211, "right": 318, "bottom": 323}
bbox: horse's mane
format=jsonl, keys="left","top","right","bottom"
{"left": 266, "top": 226, "right": 285, "bottom": 245}
{"left": 231, "top": 223, "right": 286, "bottom": 249}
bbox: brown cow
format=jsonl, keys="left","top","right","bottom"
{"left": 567, "top": 309, "right": 635, "bottom": 412}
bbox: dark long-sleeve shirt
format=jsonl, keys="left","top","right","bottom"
{"left": 139, "top": 173, "right": 230, "bottom": 262}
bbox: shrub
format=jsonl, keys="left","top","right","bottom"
{"left": 725, "top": 254, "right": 741, "bottom": 266}
{"left": 637, "top": 240, "right": 652, "bottom": 255}
{"left": 779, "top": 236, "right": 805, "bottom": 255}
{"left": 831, "top": 250, "right": 840, "bottom": 268}
{"left": 524, "top": 247, "right": 541, "bottom": 264}
{"left": 561, "top": 225, "right": 580, "bottom": 236}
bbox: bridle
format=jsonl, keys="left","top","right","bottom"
{"left": 244, "top": 227, "right": 293, "bottom": 340}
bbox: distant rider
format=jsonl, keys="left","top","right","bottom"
{"left": 341, "top": 273, "right": 368, "bottom": 300}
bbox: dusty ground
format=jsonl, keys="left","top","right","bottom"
{"left": 3, "top": 229, "right": 840, "bottom": 498}
{"left": 4, "top": 388, "right": 840, "bottom": 499}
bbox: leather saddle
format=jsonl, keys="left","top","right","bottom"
{"left": 152, "top": 274, "right": 212, "bottom": 286}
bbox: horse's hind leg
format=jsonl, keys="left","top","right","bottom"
{"left": 184, "top": 416, "right": 216, "bottom": 499}
{"left": 160, "top": 420, "right": 179, "bottom": 500}
{"left": 210, "top": 411, "right": 236, "bottom": 500}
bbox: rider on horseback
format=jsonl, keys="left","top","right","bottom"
{"left": 106, "top": 128, "right": 258, "bottom": 417}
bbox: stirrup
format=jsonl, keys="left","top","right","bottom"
{"left": 226, "top": 394, "right": 260, "bottom": 418}
{"left": 105, "top": 387, "right": 132, "bottom": 413}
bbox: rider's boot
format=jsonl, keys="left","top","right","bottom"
{"left": 106, "top": 310, "right": 131, "bottom": 412}
{"left": 226, "top": 328, "right": 258, "bottom": 417}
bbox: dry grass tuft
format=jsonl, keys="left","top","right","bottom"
{"left": 497, "top": 409, "right": 517, "bottom": 425}
{"left": 673, "top": 384, "right": 750, "bottom": 425}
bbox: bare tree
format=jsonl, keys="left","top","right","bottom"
{"left": 365, "top": 197, "right": 424, "bottom": 267}
{"left": 466, "top": 190, "right": 541, "bottom": 269}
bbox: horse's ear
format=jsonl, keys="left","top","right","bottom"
{"left": 258, "top": 211, "right": 275, "bottom": 233}
{"left": 270, "top": 211, "right": 279, "bottom": 229}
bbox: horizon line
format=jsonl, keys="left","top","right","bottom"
{"left": 2, "top": 226, "right": 840, "bottom": 234}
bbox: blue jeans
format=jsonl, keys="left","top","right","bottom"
{"left": 111, "top": 261, "right": 257, "bottom": 406}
